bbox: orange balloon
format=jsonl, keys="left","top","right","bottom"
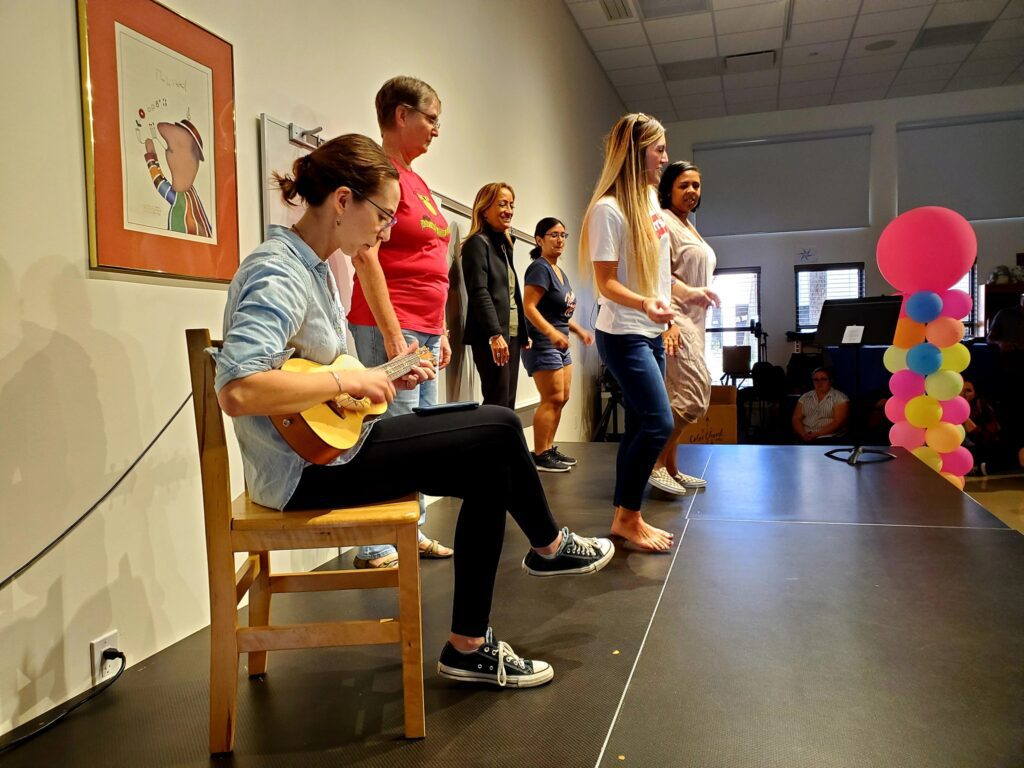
{"left": 940, "top": 471, "right": 965, "bottom": 490}
{"left": 893, "top": 317, "right": 926, "bottom": 348}
{"left": 925, "top": 316, "right": 965, "bottom": 348}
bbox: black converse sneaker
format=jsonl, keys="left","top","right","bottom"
{"left": 533, "top": 450, "right": 570, "bottom": 473}
{"left": 522, "top": 527, "right": 615, "bottom": 577}
{"left": 550, "top": 445, "right": 578, "bottom": 466}
{"left": 437, "top": 628, "right": 553, "bottom": 688}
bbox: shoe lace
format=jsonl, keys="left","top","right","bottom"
{"left": 494, "top": 640, "right": 528, "bottom": 687}
{"left": 561, "top": 528, "right": 600, "bottom": 557}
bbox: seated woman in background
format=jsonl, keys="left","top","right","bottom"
{"left": 213, "top": 134, "right": 613, "bottom": 688}
{"left": 461, "top": 182, "right": 528, "bottom": 409}
{"left": 792, "top": 367, "right": 849, "bottom": 442}
{"left": 521, "top": 217, "right": 593, "bottom": 473}
{"left": 961, "top": 377, "right": 1015, "bottom": 475}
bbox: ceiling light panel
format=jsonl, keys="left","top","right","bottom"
{"left": 902, "top": 43, "right": 975, "bottom": 67}
{"left": 713, "top": 0, "right": 786, "bottom": 35}
{"left": 718, "top": 27, "right": 784, "bottom": 56}
{"left": 926, "top": 0, "right": 1005, "bottom": 27}
{"left": 583, "top": 22, "right": 649, "bottom": 50}
{"left": 791, "top": 0, "right": 860, "bottom": 25}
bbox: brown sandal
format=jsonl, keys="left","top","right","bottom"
{"left": 418, "top": 539, "right": 454, "bottom": 559}
{"left": 353, "top": 552, "right": 399, "bottom": 569}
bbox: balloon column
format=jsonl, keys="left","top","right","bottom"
{"left": 877, "top": 207, "right": 976, "bottom": 489}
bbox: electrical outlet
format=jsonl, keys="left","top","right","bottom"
{"left": 90, "top": 630, "right": 119, "bottom": 685}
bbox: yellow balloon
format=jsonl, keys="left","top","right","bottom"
{"left": 940, "top": 471, "right": 965, "bottom": 490}
{"left": 884, "top": 345, "right": 907, "bottom": 373}
{"left": 912, "top": 445, "right": 942, "bottom": 472}
{"left": 905, "top": 395, "right": 942, "bottom": 428}
{"left": 925, "top": 370, "right": 963, "bottom": 401}
{"left": 941, "top": 343, "right": 970, "bottom": 373}
{"left": 953, "top": 423, "right": 966, "bottom": 443}
{"left": 926, "top": 422, "right": 963, "bottom": 453}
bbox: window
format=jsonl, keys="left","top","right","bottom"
{"left": 794, "top": 263, "right": 865, "bottom": 333}
{"left": 706, "top": 267, "right": 761, "bottom": 383}
{"left": 950, "top": 265, "right": 979, "bottom": 338}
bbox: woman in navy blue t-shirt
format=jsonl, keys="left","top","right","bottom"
{"left": 522, "top": 217, "right": 594, "bottom": 472}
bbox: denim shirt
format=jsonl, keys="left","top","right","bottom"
{"left": 211, "top": 225, "right": 370, "bottom": 509}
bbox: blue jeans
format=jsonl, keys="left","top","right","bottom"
{"left": 596, "top": 329, "right": 673, "bottom": 511}
{"left": 349, "top": 323, "right": 442, "bottom": 559}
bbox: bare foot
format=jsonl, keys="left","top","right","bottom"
{"left": 610, "top": 508, "right": 673, "bottom": 552}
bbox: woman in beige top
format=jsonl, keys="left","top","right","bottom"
{"left": 648, "top": 161, "right": 721, "bottom": 496}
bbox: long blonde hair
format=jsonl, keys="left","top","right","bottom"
{"left": 579, "top": 113, "right": 665, "bottom": 296}
{"left": 464, "top": 182, "right": 515, "bottom": 248}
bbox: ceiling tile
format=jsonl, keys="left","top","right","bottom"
{"left": 569, "top": 0, "right": 635, "bottom": 29}
{"left": 846, "top": 31, "right": 917, "bottom": 58}
{"left": 670, "top": 89, "right": 726, "bottom": 109}
{"left": 644, "top": 12, "right": 714, "bottom": 43}
{"left": 782, "top": 39, "right": 849, "bottom": 64}
{"left": 729, "top": 98, "right": 779, "bottom": 114}
{"left": 888, "top": 81, "right": 947, "bottom": 97}
{"left": 608, "top": 64, "right": 665, "bottom": 86}
{"left": 596, "top": 45, "right": 658, "bottom": 69}
{"left": 902, "top": 44, "right": 975, "bottom": 67}
{"left": 984, "top": 17, "right": 1024, "bottom": 39}
{"left": 712, "top": 0, "right": 784, "bottom": 9}
{"left": 1002, "top": 0, "right": 1024, "bottom": 19}
{"left": 779, "top": 78, "right": 836, "bottom": 97}
{"left": 840, "top": 51, "right": 906, "bottom": 74}
{"left": 1004, "top": 65, "right": 1024, "bottom": 82}
{"left": 713, "top": 0, "right": 786, "bottom": 35}
{"left": 722, "top": 68, "right": 780, "bottom": 88}
{"left": 926, "top": 0, "right": 1005, "bottom": 27}
{"left": 892, "top": 63, "right": 959, "bottom": 84}
{"left": 969, "top": 38, "right": 1024, "bottom": 60}
{"left": 718, "top": 27, "right": 784, "bottom": 56}
{"left": 830, "top": 86, "right": 890, "bottom": 103}
{"left": 781, "top": 60, "right": 842, "bottom": 81}
{"left": 618, "top": 81, "right": 671, "bottom": 101}
{"left": 956, "top": 54, "right": 1023, "bottom": 76}
{"left": 860, "top": 0, "right": 932, "bottom": 13}
{"left": 724, "top": 84, "right": 779, "bottom": 102}
{"left": 780, "top": 93, "right": 833, "bottom": 109}
{"left": 946, "top": 73, "right": 1012, "bottom": 89}
{"left": 854, "top": 6, "right": 932, "bottom": 38}
{"left": 653, "top": 37, "right": 719, "bottom": 62}
{"left": 791, "top": 0, "right": 860, "bottom": 25}
{"left": 666, "top": 74, "right": 724, "bottom": 95}
{"left": 834, "top": 70, "right": 898, "bottom": 90}
{"left": 674, "top": 103, "right": 728, "bottom": 120}
{"left": 788, "top": 16, "right": 857, "bottom": 46}
{"left": 584, "top": 22, "right": 650, "bottom": 50}
{"left": 625, "top": 97, "right": 678, "bottom": 121}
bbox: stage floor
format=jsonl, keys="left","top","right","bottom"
{"left": 3, "top": 444, "right": 1022, "bottom": 768}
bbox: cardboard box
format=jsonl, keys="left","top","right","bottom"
{"left": 678, "top": 386, "right": 738, "bottom": 445}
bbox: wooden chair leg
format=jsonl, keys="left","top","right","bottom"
{"left": 246, "top": 551, "right": 271, "bottom": 676}
{"left": 395, "top": 522, "right": 425, "bottom": 738}
{"left": 208, "top": 601, "right": 240, "bottom": 753}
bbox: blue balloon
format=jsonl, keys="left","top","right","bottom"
{"left": 906, "top": 291, "right": 943, "bottom": 323}
{"left": 907, "top": 342, "right": 942, "bottom": 376}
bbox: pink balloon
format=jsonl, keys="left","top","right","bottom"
{"left": 890, "top": 421, "right": 926, "bottom": 449}
{"left": 941, "top": 396, "right": 970, "bottom": 424}
{"left": 890, "top": 369, "right": 925, "bottom": 399}
{"left": 940, "top": 446, "right": 973, "bottom": 476}
{"left": 940, "top": 289, "right": 973, "bottom": 320}
{"left": 876, "top": 207, "right": 977, "bottom": 292}
{"left": 884, "top": 396, "right": 908, "bottom": 423}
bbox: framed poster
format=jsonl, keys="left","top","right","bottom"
{"left": 77, "top": 0, "right": 239, "bottom": 282}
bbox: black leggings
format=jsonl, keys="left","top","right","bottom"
{"left": 285, "top": 405, "right": 560, "bottom": 637}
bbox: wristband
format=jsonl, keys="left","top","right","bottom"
{"left": 329, "top": 370, "right": 344, "bottom": 397}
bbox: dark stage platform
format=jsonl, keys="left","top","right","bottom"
{"left": 2, "top": 444, "right": 1022, "bottom": 768}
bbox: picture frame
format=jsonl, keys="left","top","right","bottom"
{"left": 77, "top": 0, "right": 239, "bottom": 282}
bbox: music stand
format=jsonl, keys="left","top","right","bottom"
{"left": 813, "top": 296, "right": 901, "bottom": 465}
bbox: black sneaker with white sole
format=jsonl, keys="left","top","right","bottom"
{"left": 437, "top": 627, "right": 553, "bottom": 688}
{"left": 550, "top": 445, "right": 578, "bottom": 466}
{"left": 533, "top": 450, "right": 570, "bottom": 473}
{"left": 522, "top": 526, "right": 615, "bottom": 576}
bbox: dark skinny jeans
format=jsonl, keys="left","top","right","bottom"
{"left": 285, "top": 405, "right": 559, "bottom": 637}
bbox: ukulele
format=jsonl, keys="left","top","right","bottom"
{"left": 270, "top": 348, "right": 434, "bottom": 464}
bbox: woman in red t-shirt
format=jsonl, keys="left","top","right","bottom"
{"left": 345, "top": 76, "right": 454, "bottom": 567}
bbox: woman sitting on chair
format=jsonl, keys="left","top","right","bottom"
{"left": 212, "top": 134, "right": 613, "bottom": 688}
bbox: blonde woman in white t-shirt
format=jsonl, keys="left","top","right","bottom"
{"left": 579, "top": 113, "right": 692, "bottom": 553}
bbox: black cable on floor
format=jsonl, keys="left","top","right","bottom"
{"left": 0, "top": 650, "right": 127, "bottom": 754}
{"left": 0, "top": 393, "right": 193, "bottom": 591}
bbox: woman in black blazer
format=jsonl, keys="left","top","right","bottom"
{"left": 461, "top": 182, "right": 528, "bottom": 408}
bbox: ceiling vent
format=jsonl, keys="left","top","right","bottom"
{"left": 724, "top": 49, "right": 777, "bottom": 73}
{"left": 912, "top": 22, "right": 991, "bottom": 49}
{"left": 636, "top": 0, "right": 710, "bottom": 21}
{"left": 599, "top": 0, "right": 635, "bottom": 22}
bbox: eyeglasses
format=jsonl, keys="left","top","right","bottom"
{"left": 362, "top": 195, "right": 398, "bottom": 230}
{"left": 402, "top": 104, "right": 441, "bottom": 131}
{"left": 546, "top": 232, "right": 570, "bottom": 240}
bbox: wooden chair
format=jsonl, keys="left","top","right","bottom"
{"left": 185, "top": 328, "right": 425, "bottom": 754}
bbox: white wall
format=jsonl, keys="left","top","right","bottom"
{"left": 665, "top": 85, "right": 1024, "bottom": 367}
{"left": 0, "top": 0, "right": 622, "bottom": 732}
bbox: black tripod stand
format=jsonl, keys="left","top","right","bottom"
{"left": 594, "top": 366, "right": 622, "bottom": 442}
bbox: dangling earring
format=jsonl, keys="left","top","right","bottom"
{"left": 336, "top": 217, "right": 342, "bottom": 227}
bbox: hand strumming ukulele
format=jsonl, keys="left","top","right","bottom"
{"left": 270, "top": 348, "right": 434, "bottom": 464}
